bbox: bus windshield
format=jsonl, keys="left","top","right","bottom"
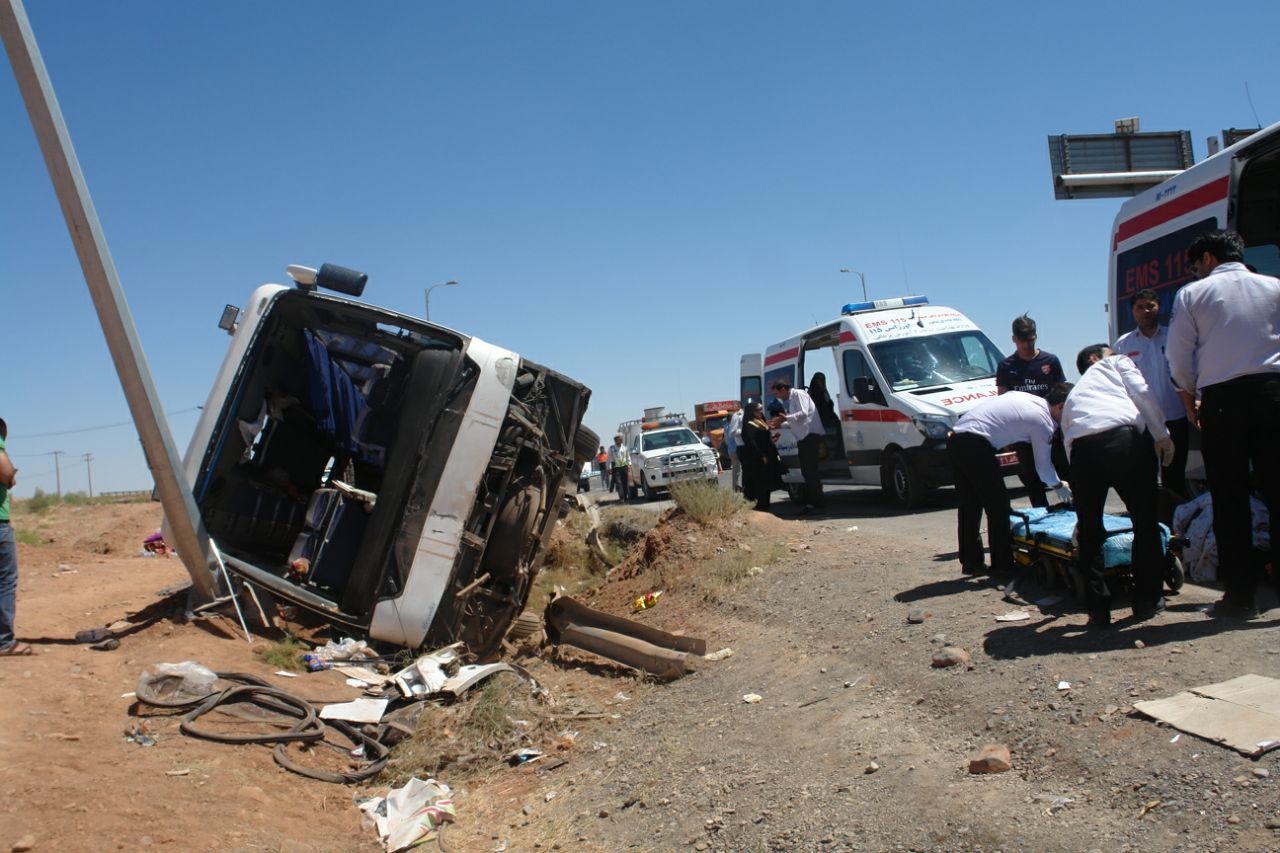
{"left": 869, "top": 331, "right": 1004, "bottom": 392}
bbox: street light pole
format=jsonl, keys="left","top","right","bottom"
{"left": 424, "top": 279, "right": 459, "bottom": 322}
{"left": 839, "top": 268, "right": 868, "bottom": 302}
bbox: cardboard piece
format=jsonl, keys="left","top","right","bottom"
{"left": 1133, "top": 674, "right": 1280, "bottom": 757}
{"left": 319, "top": 697, "right": 389, "bottom": 724}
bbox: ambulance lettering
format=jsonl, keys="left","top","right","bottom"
{"left": 940, "top": 390, "right": 998, "bottom": 407}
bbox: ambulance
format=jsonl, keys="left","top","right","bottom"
{"left": 1109, "top": 120, "right": 1280, "bottom": 337}
{"left": 741, "top": 296, "right": 1016, "bottom": 508}
{"left": 1107, "top": 121, "right": 1280, "bottom": 491}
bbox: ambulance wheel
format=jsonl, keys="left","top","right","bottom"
{"left": 786, "top": 481, "right": 806, "bottom": 503}
{"left": 883, "top": 451, "right": 925, "bottom": 509}
{"left": 1165, "top": 554, "right": 1186, "bottom": 592}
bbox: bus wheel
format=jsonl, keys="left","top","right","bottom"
{"left": 882, "top": 451, "right": 925, "bottom": 509}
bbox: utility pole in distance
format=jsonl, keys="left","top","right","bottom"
{"left": 50, "top": 449, "right": 63, "bottom": 497}
{"left": 81, "top": 452, "right": 93, "bottom": 497}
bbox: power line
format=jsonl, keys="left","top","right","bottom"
{"left": 12, "top": 406, "right": 202, "bottom": 439}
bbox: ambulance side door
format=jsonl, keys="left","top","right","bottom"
{"left": 837, "top": 342, "right": 889, "bottom": 484}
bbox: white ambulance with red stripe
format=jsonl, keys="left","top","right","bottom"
{"left": 741, "top": 297, "right": 1015, "bottom": 508}
{"left": 1108, "top": 122, "right": 1280, "bottom": 491}
{"left": 1109, "top": 121, "right": 1280, "bottom": 339}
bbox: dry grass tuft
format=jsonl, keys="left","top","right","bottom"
{"left": 255, "top": 636, "right": 308, "bottom": 672}
{"left": 669, "top": 480, "right": 749, "bottom": 524}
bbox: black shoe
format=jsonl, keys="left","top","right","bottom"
{"left": 1086, "top": 611, "right": 1111, "bottom": 630}
{"left": 961, "top": 564, "right": 988, "bottom": 576}
{"left": 797, "top": 505, "right": 817, "bottom": 516}
{"left": 1206, "top": 598, "right": 1260, "bottom": 620}
{"left": 1132, "top": 597, "right": 1167, "bottom": 622}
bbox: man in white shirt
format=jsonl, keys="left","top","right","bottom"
{"left": 949, "top": 388, "right": 1072, "bottom": 577}
{"left": 1114, "top": 288, "right": 1197, "bottom": 497}
{"left": 725, "top": 406, "right": 744, "bottom": 492}
{"left": 1167, "top": 229, "right": 1280, "bottom": 619}
{"left": 1062, "top": 346, "right": 1176, "bottom": 628}
{"left": 609, "top": 434, "right": 631, "bottom": 504}
{"left": 768, "top": 379, "right": 825, "bottom": 514}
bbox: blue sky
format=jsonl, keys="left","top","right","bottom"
{"left": 2, "top": 1, "right": 1277, "bottom": 495}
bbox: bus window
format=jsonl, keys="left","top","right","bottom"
{"left": 741, "top": 375, "right": 762, "bottom": 403}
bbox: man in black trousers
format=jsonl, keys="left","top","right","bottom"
{"left": 948, "top": 386, "right": 1072, "bottom": 577}
{"left": 1167, "top": 229, "right": 1280, "bottom": 619}
{"left": 1062, "top": 345, "right": 1176, "bottom": 628}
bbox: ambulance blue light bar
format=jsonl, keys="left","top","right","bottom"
{"left": 841, "top": 295, "right": 929, "bottom": 315}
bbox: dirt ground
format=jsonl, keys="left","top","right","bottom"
{"left": 2, "top": 498, "right": 1279, "bottom": 852}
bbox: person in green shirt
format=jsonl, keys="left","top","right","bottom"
{"left": 0, "top": 418, "right": 30, "bottom": 656}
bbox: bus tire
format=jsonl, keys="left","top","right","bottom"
{"left": 573, "top": 425, "right": 598, "bottom": 465}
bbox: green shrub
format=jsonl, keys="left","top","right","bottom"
{"left": 669, "top": 479, "right": 749, "bottom": 524}
{"left": 23, "top": 488, "right": 58, "bottom": 514}
{"left": 255, "top": 636, "right": 308, "bottom": 672}
{"left": 61, "top": 491, "right": 92, "bottom": 506}
{"left": 14, "top": 528, "right": 42, "bottom": 546}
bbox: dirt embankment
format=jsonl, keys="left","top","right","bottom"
{"left": 4, "top": 498, "right": 1280, "bottom": 852}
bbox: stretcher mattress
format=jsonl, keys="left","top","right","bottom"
{"left": 1008, "top": 507, "right": 1170, "bottom": 570}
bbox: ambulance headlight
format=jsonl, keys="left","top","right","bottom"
{"left": 912, "top": 414, "right": 952, "bottom": 440}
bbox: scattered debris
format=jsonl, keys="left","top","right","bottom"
{"left": 632, "top": 590, "right": 663, "bottom": 612}
{"left": 274, "top": 670, "right": 299, "bottom": 678}
{"left": 995, "top": 611, "right": 1031, "bottom": 622}
{"left": 12, "top": 835, "right": 36, "bottom": 852}
{"left": 1032, "top": 793, "right": 1074, "bottom": 814}
{"left": 89, "top": 637, "right": 119, "bottom": 651}
{"left": 391, "top": 644, "right": 464, "bottom": 698}
{"left": 1134, "top": 673, "right": 1280, "bottom": 756}
{"left": 798, "top": 696, "right": 829, "bottom": 709}
{"left": 1034, "top": 594, "right": 1064, "bottom": 608}
{"left": 125, "top": 725, "right": 156, "bottom": 747}
{"left": 358, "top": 778, "right": 455, "bottom": 852}
{"left": 73, "top": 627, "right": 111, "bottom": 644}
{"left": 968, "top": 744, "right": 1012, "bottom": 774}
{"left": 1134, "top": 640, "right": 1146, "bottom": 649}
{"left": 544, "top": 595, "right": 705, "bottom": 680}
{"left": 1138, "top": 799, "right": 1161, "bottom": 818}
{"left": 906, "top": 610, "right": 926, "bottom": 624}
{"left": 1057, "top": 681, "right": 1071, "bottom": 691}
{"left": 704, "top": 648, "right": 734, "bottom": 662}
{"left": 319, "top": 697, "right": 389, "bottom": 724}
{"left": 863, "top": 761, "right": 879, "bottom": 774}
{"left": 742, "top": 694, "right": 763, "bottom": 704}
{"left": 931, "top": 647, "right": 970, "bottom": 668}
{"left": 334, "top": 665, "right": 391, "bottom": 687}
{"left": 506, "top": 748, "right": 543, "bottom": 766}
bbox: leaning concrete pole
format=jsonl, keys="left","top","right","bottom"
{"left": 1, "top": 0, "right": 217, "bottom": 601}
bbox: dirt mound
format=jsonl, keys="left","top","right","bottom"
{"left": 13, "top": 500, "right": 163, "bottom": 564}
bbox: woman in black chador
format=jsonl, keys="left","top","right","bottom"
{"left": 740, "top": 400, "right": 783, "bottom": 510}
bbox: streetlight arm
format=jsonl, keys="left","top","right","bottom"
{"left": 839, "top": 269, "right": 868, "bottom": 302}
{"left": 424, "top": 279, "right": 459, "bottom": 321}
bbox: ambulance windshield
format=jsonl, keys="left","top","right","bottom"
{"left": 869, "top": 331, "right": 1003, "bottom": 391}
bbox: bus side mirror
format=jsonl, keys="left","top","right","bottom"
{"left": 853, "top": 377, "right": 885, "bottom": 406}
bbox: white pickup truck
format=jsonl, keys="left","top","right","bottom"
{"left": 618, "top": 409, "right": 719, "bottom": 500}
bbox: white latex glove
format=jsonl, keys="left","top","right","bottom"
{"left": 1155, "top": 436, "right": 1176, "bottom": 467}
{"left": 1051, "top": 483, "right": 1072, "bottom": 506}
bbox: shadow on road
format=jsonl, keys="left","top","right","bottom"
{"left": 983, "top": 610, "right": 1280, "bottom": 660}
{"left": 893, "top": 576, "right": 991, "bottom": 603}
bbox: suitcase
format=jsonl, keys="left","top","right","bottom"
{"left": 1008, "top": 506, "right": 1185, "bottom": 601}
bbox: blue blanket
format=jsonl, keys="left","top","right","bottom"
{"left": 1008, "top": 507, "right": 1170, "bottom": 569}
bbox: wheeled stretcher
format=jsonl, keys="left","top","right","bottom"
{"left": 1008, "top": 506, "right": 1185, "bottom": 601}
